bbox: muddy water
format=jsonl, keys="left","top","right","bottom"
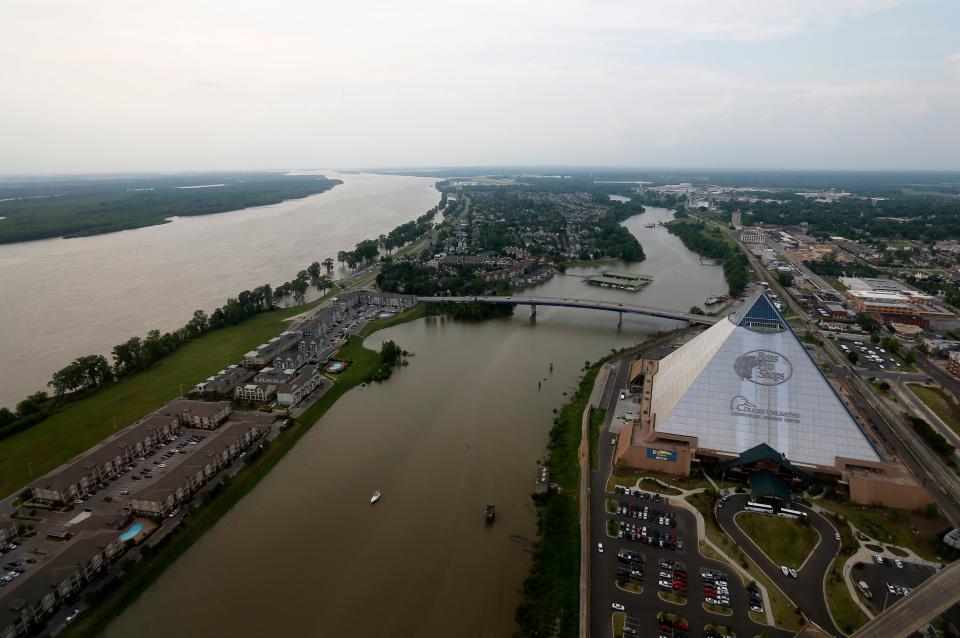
{"left": 0, "top": 172, "right": 439, "bottom": 408}
{"left": 100, "top": 207, "right": 725, "bottom": 637}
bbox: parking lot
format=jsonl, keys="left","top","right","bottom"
{"left": 851, "top": 557, "right": 938, "bottom": 613}
{"left": 600, "top": 490, "right": 792, "bottom": 638}
{"left": 836, "top": 338, "right": 904, "bottom": 372}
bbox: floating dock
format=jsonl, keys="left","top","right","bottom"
{"left": 583, "top": 271, "right": 653, "bottom": 293}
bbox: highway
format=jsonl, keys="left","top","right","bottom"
{"left": 416, "top": 295, "right": 721, "bottom": 325}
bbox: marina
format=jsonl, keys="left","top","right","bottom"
{"left": 583, "top": 271, "right": 653, "bottom": 293}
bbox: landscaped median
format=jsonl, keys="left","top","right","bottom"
{"left": 908, "top": 383, "right": 960, "bottom": 436}
{"left": 734, "top": 512, "right": 819, "bottom": 570}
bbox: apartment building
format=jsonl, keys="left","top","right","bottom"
{"left": 948, "top": 351, "right": 960, "bottom": 378}
{"left": 157, "top": 399, "right": 231, "bottom": 430}
{"left": 242, "top": 332, "right": 299, "bottom": 368}
{"left": 276, "top": 365, "right": 322, "bottom": 407}
{"left": 128, "top": 420, "right": 267, "bottom": 518}
{"left": 30, "top": 414, "right": 181, "bottom": 505}
{"left": 0, "top": 531, "right": 125, "bottom": 638}
{"left": 193, "top": 365, "right": 256, "bottom": 397}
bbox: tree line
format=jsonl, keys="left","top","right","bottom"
{"left": 1, "top": 195, "right": 449, "bottom": 441}
{"left": 667, "top": 219, "right": 750, "bottom": 297}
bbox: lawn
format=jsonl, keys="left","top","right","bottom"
{"left": 590, "top": 408, "right": 606, "bottom": 471}
{"left": 825, "top": 556, "right": 870, "bottom": 634}
{"left": 358, "top": 304, "right": 426, "bottom": 338}
{"left": 819, "top": 498, "right": 947, "bottom": 561}
{"left": 735, "top": 513, "right": 819, "bottom": 569}
{"left": 0, "top": 295, "right": 332, "bottom": 500}
{"left": 909, "top": 384, "right": 960, "bottom": 436}
{"left": 606, "top": 467, "right": 709, "bottom": 492}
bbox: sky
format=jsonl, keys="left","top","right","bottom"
{"left": 1, "top": 0, "right": 959, "bottom": 172}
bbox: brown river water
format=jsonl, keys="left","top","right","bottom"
{"left": 0, "top": 172, "right": 440, "bottom": 409}
{"left": 99, "top": 206, "right": 726, "bottom": 637}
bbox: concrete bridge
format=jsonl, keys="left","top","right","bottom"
{"left": 416, "top": 295, "right": 721, "bottom": 325}
{"left": 849, "top": 560, "right": 960, "bottom": 638}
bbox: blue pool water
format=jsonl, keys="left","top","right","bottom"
{"left": 328, "top": 363, "right": 344, "bottom": 372}
{"left": 118, "top": 522, "right": 143, "bottom": 542}
{"left": 378, "top": 312, "right": 394, "bottom": 318}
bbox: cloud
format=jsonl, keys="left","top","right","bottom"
{"left": 948, "top": 51, "right": 960, "bottom": 63}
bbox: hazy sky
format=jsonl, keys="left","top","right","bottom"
{"left": 2, "top": 0, "right": 959, "bottom": 172}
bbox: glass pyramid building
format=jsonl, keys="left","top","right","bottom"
{"left": 646, "top": 291, "right": 882, "bottom": 468}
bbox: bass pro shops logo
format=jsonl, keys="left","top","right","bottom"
{"left": 733, "top": 349, "right": 793, "bottom": 386}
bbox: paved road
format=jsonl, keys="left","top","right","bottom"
{"left": 850, "top": 561, "right": 960, "bottom": 638}
{"left": 717, "top": 494, "right": 841, "bottom": 636}
{"left": 915, "top": 356, "right": 960, "bottom": 398}
{"left": 416, "top": 295, "right": 720, "bottom": 325}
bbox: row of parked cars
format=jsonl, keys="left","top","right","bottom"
{"left": 658, "top": 559, "right": 687, "bottom": 595}
{"left": 700, "top": 568, "right": 730, "bottom": 608}
{"left": 613, "top": 485, "right": 667, "bottom": 503}
{"left": 616, "top": 549, "right": 645, "bottom": 586}
{"left": 873, "top": 553, "right": 905, "bottom": 569}
{"left": 616, "top": 520, "right": 685, "bottom": 551}
{"left": 615, "top": 501, "right": 678, "bottom": 528}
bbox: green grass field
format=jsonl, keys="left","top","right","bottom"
{"left": 736, "top": 512, "right": 819, "bottom": 569}
{"left": 909, "top": 383, "right": 960, "bottom": 435}
{"left": 0, "top": 297, "right": 331, "bottom": 500}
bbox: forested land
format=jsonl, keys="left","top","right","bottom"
{"left": 666, "top": 219, "right": 750, "bottom": 297}
{"left": 0, "top": 173, "right": 341, "bottom": 243}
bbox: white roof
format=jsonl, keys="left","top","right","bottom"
{"left": 650, "top": 293, "right": 881, "bottom": 467}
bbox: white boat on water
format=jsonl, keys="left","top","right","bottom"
{"left": 370, "top": 491, "right": 382, "bottom": 504}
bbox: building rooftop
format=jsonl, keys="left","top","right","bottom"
{"left": 648, "top": 293, "right": 881, "bottom": 469}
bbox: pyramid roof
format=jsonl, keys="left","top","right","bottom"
{"left": 649, "top": 292, "right": 881, "bottom": 468}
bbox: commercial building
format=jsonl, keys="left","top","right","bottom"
{"left": 839, "top": 278, "right": 960, "bottom": 331}
{"left": 614, "top": 292, "right": 930, "bottom": 509}
{"left": 29, "top": 413, "right": 182, "bottom": 505}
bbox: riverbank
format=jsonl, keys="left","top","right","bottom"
{"left": 514, "top": 360, "right": 601, "bottom": 638}
{"left": 58, "top": 327, "right": 414, "bottom": 637}
{"left": 0, "top": 293, "right": 340, "bottom": 501}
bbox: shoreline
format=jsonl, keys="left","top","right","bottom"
{"left": 58, "top": 310, "right": 426, "bottom": 638}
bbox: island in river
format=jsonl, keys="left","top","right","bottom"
{"left": 0, "top": 172, "right": 341, "bottom": 244}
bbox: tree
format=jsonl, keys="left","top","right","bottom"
{"left": 16, "top": 391, "right": 47, "bottom": 417}
{"left": 870, "top": 333, "right": 881, "bottom": 345}
{"left": 322, "top": 257, "right": 334, "bottom": 274}
{"left": 777, "top": 271, "right": 793, "bottom": 287}
{"left": 847, "top": 350, "right": 859, "bottom": 365}
{"left": 904, "top": 351, "right": 917, "bottom": 365}
{"left": 0, "top": 408, "right": 15, "bottom": 428}
{"left": 188, "top": 309, "right": 208, "bottom": 337}
{"left": 689, "top": 306, "right": 705, "bottom": 315}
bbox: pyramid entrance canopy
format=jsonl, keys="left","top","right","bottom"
{"left": 648, "top": 292, "right": 881, "bottom": 468}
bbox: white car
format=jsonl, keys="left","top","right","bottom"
{"left": 611, "top": 602, "right": 625, "bottom": 611}
{"left": 895, "top": 560, "right": 904, "bottom": 569}
{"left": 835, "top": 532, "right": 841, "bottom": 541}
{"left": 780, "top": 565, "right": 789, "bottom": 577}
{"left": 789, "top": 568, "right": 798, "bottom": 579}
{"left": 66, "top": 609, "right": 80, "bottom": 622}
{"left": 120, "top": 490, "right": 129, "bottom": 495}
{"left": 597, "top": 543, "right": 604, "bottom": 553}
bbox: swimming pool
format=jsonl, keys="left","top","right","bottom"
{"left": 328, "top": 362, "right": 345, "bottom": 372}
{"left": 118, "top": 522, "right": 143, "bottom": 542}
{"left": 378, "top": 312, "right": 394, "bottom": 318}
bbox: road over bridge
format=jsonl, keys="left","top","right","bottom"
{"left": 416, "top": 295, "right": 721, "bottom": 325}
{"left": 850, "top": 560, "right": 960, "bottom": 638}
